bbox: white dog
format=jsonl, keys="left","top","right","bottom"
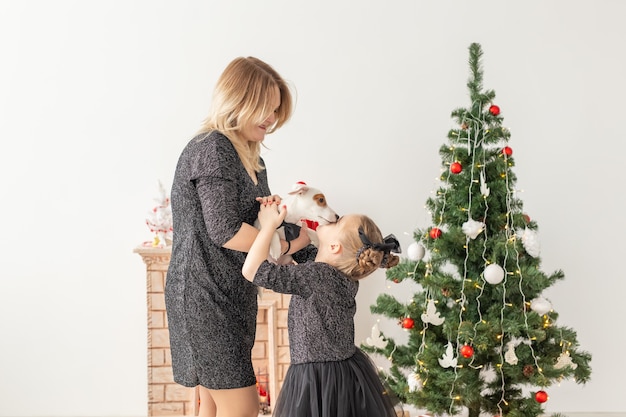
{"left": 257, "top": 181, "right": 339, "bottom": 264}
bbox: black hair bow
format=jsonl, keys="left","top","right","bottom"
{"left": 358, "top": 228, "right": 402, "bottom": 254}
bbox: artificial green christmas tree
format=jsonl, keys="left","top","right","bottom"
{"left": 362, "top": 43, "right": 591, "bottom": 417}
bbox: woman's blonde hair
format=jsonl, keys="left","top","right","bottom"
{"left": 198, "top": 57, "right": 294, "bottom": 173}
{"left": 334, "top": 215, "right": 400, "bottom": 280}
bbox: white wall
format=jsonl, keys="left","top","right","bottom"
{"left": 1, "top": 1, "right": 624, "bottom": 416}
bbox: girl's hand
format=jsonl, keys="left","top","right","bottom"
{"left": 257, "top": 201, "right": 287, "bottom": 231}
{"left": 297, "top": 219, "right": 311, "bottom": 245}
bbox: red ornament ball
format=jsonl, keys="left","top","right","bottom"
{"left": 535, "top": 390, "right": 549, "bottom": 403}
{"left": 429, "top": 228, "right": 442, "bottom": 239}
{"left": 502, "top": 146, "right": 513, "bottom": 156}
{"left": 450, "top": 162, "right": 463, "bottom": 174}
{"left": 460, "top": 344, "right": 474, "bottom": 358}
{"left": 401, "top": 317, "right": 415, "bottom": 329}
{"left": 489, "top": 104, "right": 500, "bottom": 115}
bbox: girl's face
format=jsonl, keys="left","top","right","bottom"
{"left": 241, "top": 86, "right": 281, "bottom": 143}
{"left": 316, "top": 215, "right": 355, "bottom": 246}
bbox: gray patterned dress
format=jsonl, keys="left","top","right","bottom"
{"left": 253, "top": 261, "right": 397, "bottom": 417}
{"left": 165, "top": 131, "right": 270, "bottom": 389}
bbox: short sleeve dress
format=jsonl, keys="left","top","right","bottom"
{"left": 164, "top": 131, "right": 270, "bottom": 389}
{"left": 253, "top": 261, "right": 397, "bottom": 417}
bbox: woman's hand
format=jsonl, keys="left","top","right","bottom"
{"left": 256, "top": 195, "right": 281, "bottom": 205}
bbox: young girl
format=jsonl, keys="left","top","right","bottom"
{"left": 243, "top": 198, "right": 401, "bottom": 417}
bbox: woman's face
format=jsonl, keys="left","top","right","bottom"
{"left": 241, "top": 86, "right": 281, "bottom": 143}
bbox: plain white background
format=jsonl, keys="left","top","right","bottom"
{"left": 1, "top": 1, "right": 624, "bottom": 416}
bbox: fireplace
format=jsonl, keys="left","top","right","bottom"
{"left": 134, "top": 245, "right": 291, "bottom": 416}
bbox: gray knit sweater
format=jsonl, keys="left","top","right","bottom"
{"left": 254, "top": 261, "right": 358, "bottom": 364}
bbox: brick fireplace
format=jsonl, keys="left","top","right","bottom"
{"left": 134, "top": 246, "right": 291, "bottom": 416}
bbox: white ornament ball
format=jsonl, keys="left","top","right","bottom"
{"left": 530, "top": 297, "right": 552, "bottom": 315}
{"left": 407, "top": 242, "right": 426, "bottom": 261}
{"left": 483, "top": 264, "right": 505, "bottom": 284}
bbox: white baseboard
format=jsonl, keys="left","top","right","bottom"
{"left": 407, "top": 413, "right": 626, "bottom": 417}
{"left": 548, "top": 414, "right": 626, "bottom": 417}
{"left": 551, "top": 414, "right": 626, "bottom": 417}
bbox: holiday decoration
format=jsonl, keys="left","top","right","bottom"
{"left": 479, "top": 171, "right": 490, "bottom": 197}
{"left": 429, "top": 227, "right": 442, "bottom": 239}
{"left": 365, "top": 323, "right": 388, "bottom": 349}
{"left": 256, "top": 371, "right": 271, "bottom": 414}
{"left": 504, "top": 343, "right": 518, "bottom": 365}
{"left": 450, "top": 161, "right": 463, "bottom": 174}
{"left": 554, "top": 351, "right": 578, "bottom": 370}
{"left": 145, "top": 181, "right": 173, "bottom": 247}
{"left": 407, "top": 241, "right": 426, "bottom": 261}
{"left": 401, "top": 317, "right": 415, "bottom": 329}
{"left": 535, "top": 390, "right": 549, "bottom": 403}
{"left": 361, "top": 44, "right": 591, "bottom": 417}
{"left": 462, "top": 218, "right": 485, "bottom": 239}
{"left": 504, "top": 337, "right": 531, "bottom": 366}
{"left": 530, "top": 297, "right": 553, "bottom": 315}
{"left": 438, "top": 342, "right": 458, "bottom": 368}
{"left": 483, "top": 263, "right": 505, "bottom": 285}
{"left": 460, "top": 344, "right": 474, "bottom": 358}
{"left": 407, "top": 372, "right": 421, "bottom": 392}
{"left": 420, "top": 299, "right": 445, "bottom": 325}
{"left": 523, "top": 365, "right": 536, "bottom": 378}
{"left": 518, "top": 227, "right": 541, "bottom": 257}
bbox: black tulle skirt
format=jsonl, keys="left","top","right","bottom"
{"left": 272, "top": 348, "right": 397, "bottom": 417}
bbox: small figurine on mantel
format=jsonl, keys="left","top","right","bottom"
{"left": 145, "top": 181, "right": 173, "bottom": 247}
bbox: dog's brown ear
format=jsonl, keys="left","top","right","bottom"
{"left": 312, "top": 193, "right": 327, "bottom": 207}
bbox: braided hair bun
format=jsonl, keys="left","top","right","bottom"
{"left": 335, "top": 215, "right": 401, "bottom": 280}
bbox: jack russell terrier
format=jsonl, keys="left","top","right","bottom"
{"left": 257, "top": 181, "right": 339, "bottom": 264}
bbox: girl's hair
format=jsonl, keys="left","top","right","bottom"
{"left": 198, "top": 56, "right": 294, "bottom": 173}
{"left": 334, "top": 215, "right": 400, "bottom": 280}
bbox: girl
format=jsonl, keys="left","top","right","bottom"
{"left": 243, "top": 198, "right": 400, "bottom": 417}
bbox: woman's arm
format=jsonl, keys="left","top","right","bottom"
{"left": 219, "top": 195, "right": 282, "bottom": 252}
{"left": 222, "top": 222, "right": 260, "bottom": 252}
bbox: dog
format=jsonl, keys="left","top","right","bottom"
{"left": 257, "top": 181, "right": 339, "bottom": 264}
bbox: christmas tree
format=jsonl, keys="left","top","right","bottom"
{"left": 362, "top": 43, "right": 591, "bottom": 417}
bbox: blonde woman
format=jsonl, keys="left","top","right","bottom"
{"left": 165, "top": 57, "right": 310, "bottom": 417}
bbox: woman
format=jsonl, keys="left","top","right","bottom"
{"left": 165, "top": 57, "right": 310, "bottom": 417}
